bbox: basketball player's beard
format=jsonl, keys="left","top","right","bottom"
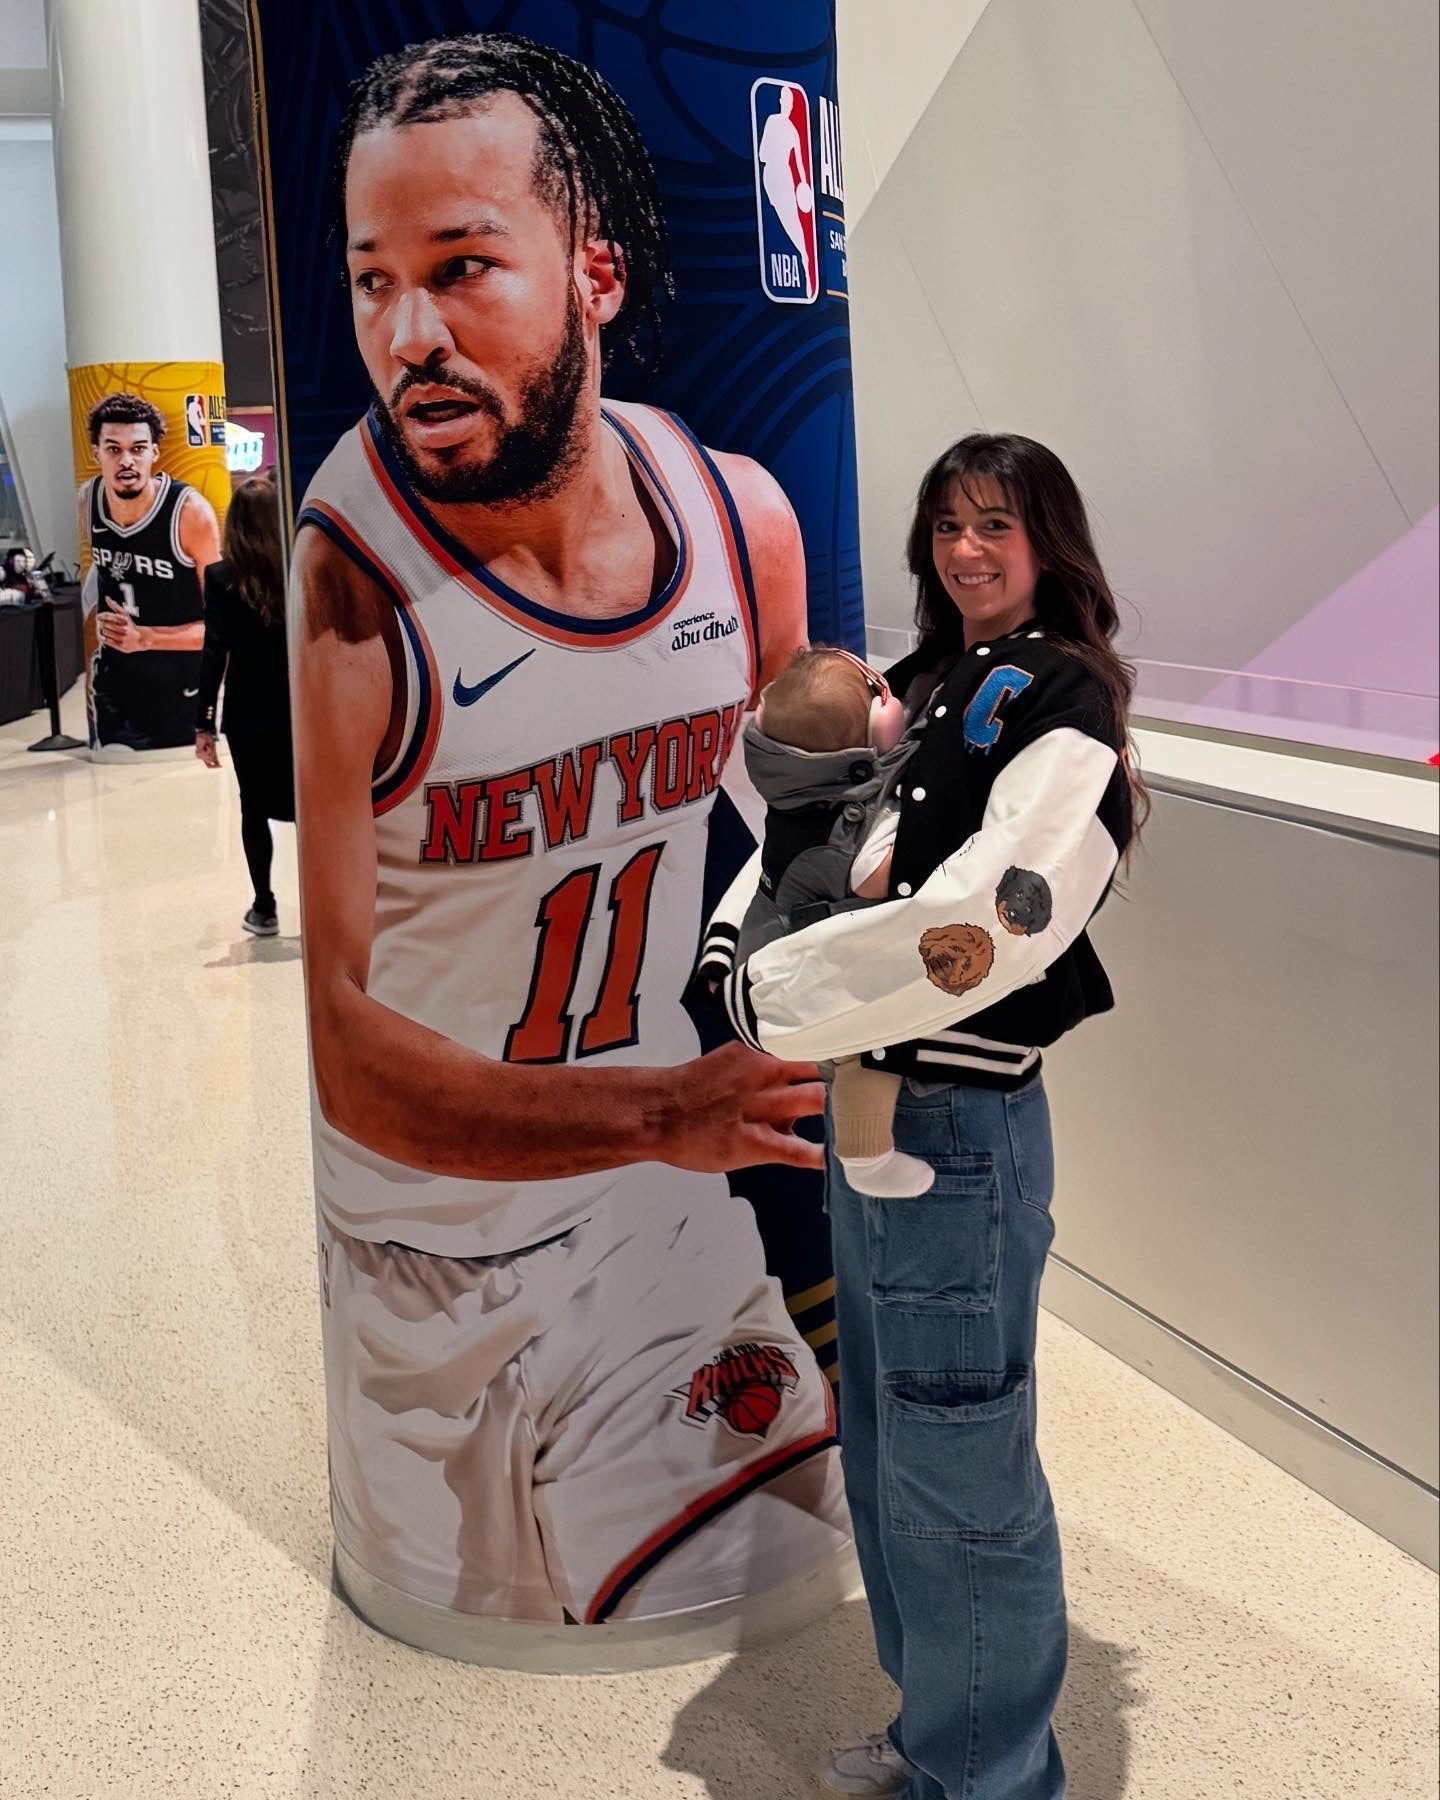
{"left": 373, "top": 295, "right": 589, "bottom": 508}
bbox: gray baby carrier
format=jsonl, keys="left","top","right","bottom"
{"left": 737, "top": 718, "right": 923, "bottom": 961}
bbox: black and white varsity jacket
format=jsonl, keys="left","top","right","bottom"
{"left": 701, "top": 624, "right": 1134, "bottom": 1089}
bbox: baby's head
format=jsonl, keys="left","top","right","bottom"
{"left": 758, "top": 647, "right": 906, "bottom": 753}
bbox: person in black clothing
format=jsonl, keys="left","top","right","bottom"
{"left": 706, "top": 436, "right": 1148, "bottom": 1800}
{"left": 195, "top": 477, "right": 294, "bottom": 937}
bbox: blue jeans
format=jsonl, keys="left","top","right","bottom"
{"left": 828, "top": 1074, "right": 1067, "bottom": 1800}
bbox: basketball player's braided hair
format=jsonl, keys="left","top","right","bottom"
{"left": 87, "top": 393, "right": 166, "bottom": 445}
{"left": 334, "top": 32, "right": 673, "bottom": 374}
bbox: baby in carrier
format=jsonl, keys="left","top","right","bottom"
{"left": 739, "top": 647, "right": 934, "bottom": 1198}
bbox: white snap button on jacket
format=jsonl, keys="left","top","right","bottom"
{"left": 934, "top": 705, "right": 947, "bottom": 717}
{"left": 911, "top": 786, "right": 926, "bottom": 801}
{"left": 976, "top": 645, "right": 991, "bottom": 656}
{"left": 897, "top": 882, "right": 912, "bottom": 895}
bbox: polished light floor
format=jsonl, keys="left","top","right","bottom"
{"left": 1, "top": 692, "right": 1435, "bottom": 1800}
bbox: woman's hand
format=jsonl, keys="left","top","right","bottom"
{"left": 195, "top": 731, "right": 221, "bottom": 769}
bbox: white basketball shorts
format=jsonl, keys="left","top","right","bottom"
{"left": 317, "top": 1163, "right": 846, "bottom": 1623}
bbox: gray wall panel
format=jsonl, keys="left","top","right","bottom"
{"left": 1135, "top": 0, "right": 1440, "bottom": 522}
{"left": 848, "top": 206, "right": 985, "bottom": 636}
{"left": 1045, "top": 789, "right": 1440, "bottom": 1491}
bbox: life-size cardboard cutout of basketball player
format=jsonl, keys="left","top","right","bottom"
{"left": 80, "top": 394, "right": 222, "bottom": 751}
{"left": 289, "top": 33, "right": 850, "bottom": 1627}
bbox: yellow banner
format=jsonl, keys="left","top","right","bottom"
{"left": 70, "top": 361, "right": 229, "bottom": 753}
{"left": 68, "top": 360, "right": 230, "bottom": 577}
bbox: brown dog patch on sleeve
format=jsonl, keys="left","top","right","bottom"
{"left": 918, "top": 923, "right": 996, "bottom": 995}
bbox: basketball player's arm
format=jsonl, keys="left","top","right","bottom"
{"left": 712, "top": 450, "right": 809, "bottom": 707}
{"left": 179, "top": 488, "right": 222, "bottom": 575}
{"left": 688, "top": 452, "right": 805, "bottom": 989}
{"left": 293, "top": 526, "right": 824, "bottom": 1184}
{"left": 127, "top": 491, "right": 221, "bottom": 653}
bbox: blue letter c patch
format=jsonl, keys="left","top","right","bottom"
{"left": 963, "top": 666, "right": 1034, "bottom": 752}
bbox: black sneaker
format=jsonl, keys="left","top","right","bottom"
{"left": 243, "top": 906, "right": 279, "bottom": 937}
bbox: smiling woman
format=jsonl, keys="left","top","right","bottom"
{"left": 930, "top": 481, "right": 1044, "bottom": 643}
{"left": 710, "top": 430, "right": 1146, "bottom": 1797}
{"left": 907, "top": 434, "right": 1143, "bottom": 757}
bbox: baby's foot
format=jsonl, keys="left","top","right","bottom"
{"left": 839, "top": 1150, "right": 935, "bottom": 1198}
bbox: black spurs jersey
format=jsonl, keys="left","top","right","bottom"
{"left": 88, "top": 474, "right": 204, "bottom": 750}
{"left": 708, "top": 624, "right": 1135, "bottom": 1089}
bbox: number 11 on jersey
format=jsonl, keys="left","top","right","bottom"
{"left": 505, "top": 845, "right": 664, "bottom": 1063}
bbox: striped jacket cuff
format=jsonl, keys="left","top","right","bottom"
{"left": 902, "top": 1027, "right": 1040, "bottom": 1079}
{"left": 724, "top": 960, "right": 764, "bottom": 1052}
{"left": 696, "top": 919, "right": 739, "bottom": 980}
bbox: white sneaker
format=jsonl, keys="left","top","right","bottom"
{"left": 817, "top": 1731, "right": 910, "bottom": 1797}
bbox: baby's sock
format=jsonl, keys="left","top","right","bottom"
{"left": 839, "top": 1149, "right": 935, "bottom": 1198}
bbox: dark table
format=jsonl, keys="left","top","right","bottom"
{"left": 0, "top": 587, "right": 84, "bottom": 726}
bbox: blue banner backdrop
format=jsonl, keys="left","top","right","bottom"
{"left": 254, "top": 1, "right": 860, "bottom": 648}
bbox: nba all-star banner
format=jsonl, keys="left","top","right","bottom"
{"left": 69, "top": 361, "right": 228, "bottom": 753}
{"left": 248, "top": 3, "right": 857, "bottom": 1631}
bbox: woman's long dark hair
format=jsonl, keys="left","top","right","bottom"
{"left": 907, "top": 434, "right": 1148, "bottom": 835}
{"left": 223, "top": 477, "right": 285, "bottom": 627}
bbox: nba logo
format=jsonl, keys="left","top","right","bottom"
{"left": 751, "top": 79, "right": 819, "bottom": 305}
{"left": 185, "top": 394, "right": 206, "bottom": 448}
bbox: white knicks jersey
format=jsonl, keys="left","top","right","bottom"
{"left": 298, "top": 401, "right": 760, "bottom": 1257}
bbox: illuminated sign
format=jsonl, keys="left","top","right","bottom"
{"left": 225, "top": 420, "right": 266, "bottom": 474}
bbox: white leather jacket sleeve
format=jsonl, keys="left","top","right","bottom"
{"left": 694, "top": 845, "right": 764, "bottom": 984}
{"left": 724, "top": 729, "right": 1121, "bottom": 1063}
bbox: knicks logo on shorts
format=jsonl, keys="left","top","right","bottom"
{"left": 677, "top": 1343, "right": 800, "bottom": 1441}
{"left": 751, "top": 79, "right": 819, "bottom": 304}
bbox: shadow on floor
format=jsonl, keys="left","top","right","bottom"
{"left": 204, "top": 933, "right": 304, "bottom": 967}
{"left": 662, "top": 1599, "right": 1139, "bottom": 1799}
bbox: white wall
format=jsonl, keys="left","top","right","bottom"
{"left": 836, "top": 0, "right": 989, "bottom": 227}
{"left": 838, "top": 0, "right": 1439, "bottom": 701}
{"left": 1, "top": 0, "right": 74, "bottom": 565}
{"left": 0, "top": 0, "right": 45, "bottom": 71}
{"left": 0, "top": 127, "right": 73, "bottom": 566}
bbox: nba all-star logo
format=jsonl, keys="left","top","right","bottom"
{"left": 751, "top": 78, "right": 847, "bottom": 304}
{"left": 677, "top": 1342, "right": 800, "bottom": 1441}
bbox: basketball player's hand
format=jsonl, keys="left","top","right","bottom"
{"left": 97, "top": 602, "right": 148, "bottom": 653}
{"left": 195, "top": 732, "right": 221, "bottom": 769}
{"left": 661, "top": 1042, "right": 826, "bottom": 1173}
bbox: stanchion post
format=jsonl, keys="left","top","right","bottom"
{"left": 28, "top": 598, "right": 85, "bottom": 752}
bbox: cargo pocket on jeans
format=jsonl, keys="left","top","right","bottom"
{"left": 882, "top": 1368, "right": 1045, "bottom": 1541}
{"left": 868, "top": 1154, "right": 1001, "bottom": 1313}
{"left": 1005, "top": 1077, "right": 1055, "bottom": 1214}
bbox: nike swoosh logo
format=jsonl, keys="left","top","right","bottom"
{"left": 453, "top": 649, "right": 536, "bottom": 707}
{"left": 183, "top": 688, "right": 199, "bottom": 698}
